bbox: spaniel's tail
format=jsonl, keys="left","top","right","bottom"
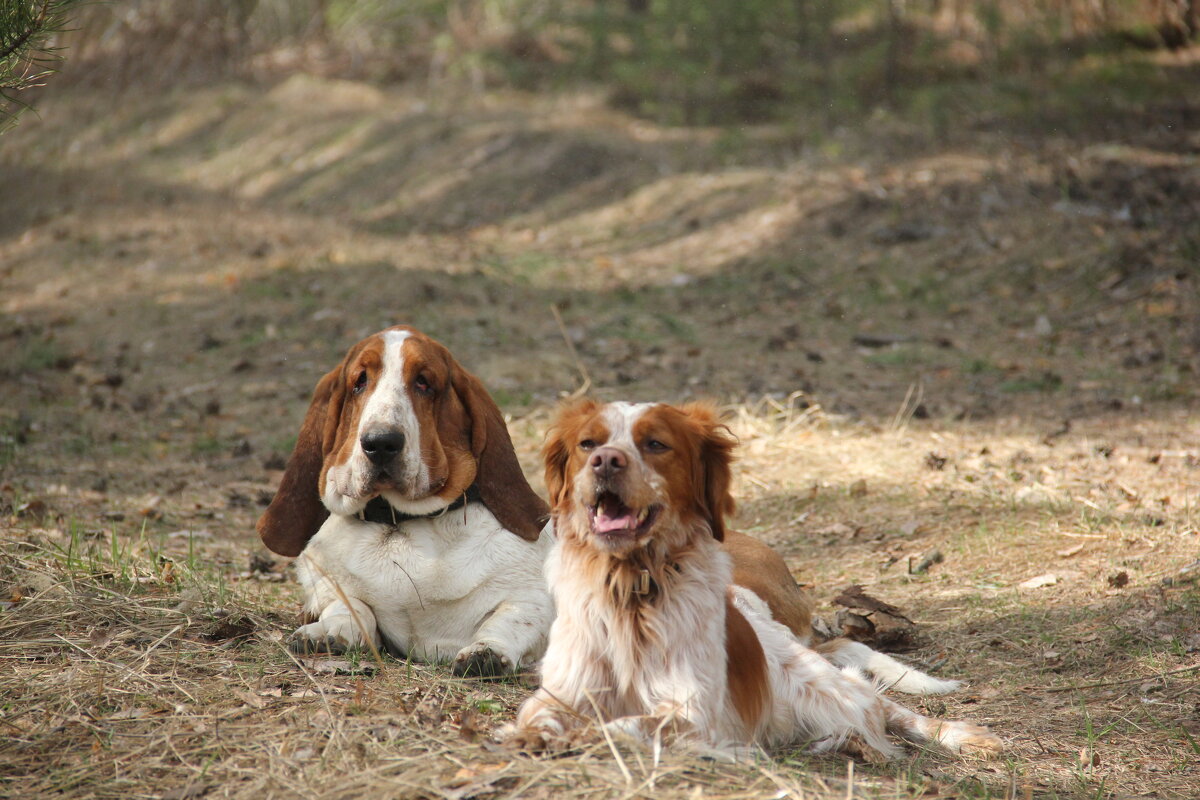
{"left": 814, "top": 638, "right": 962, "bottom": 695}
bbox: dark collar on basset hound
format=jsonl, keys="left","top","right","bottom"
{"left": 357, "top": 485, "right": 482, "bottom": 527}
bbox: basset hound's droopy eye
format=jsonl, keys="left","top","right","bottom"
{"left": 645, "top": 438, "right": 670, "bottom": 454}
{"left": 413, "top": 374, "right": 434, "bottom": 397}
{"left": 578, "top": 438, "right": 597, "bottom": 452}
{"left": 352, "top": 370, "right": 368, "bottom": 395}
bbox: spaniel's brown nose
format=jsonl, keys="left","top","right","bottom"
{"left": 589, "top": 447, "right": 627, "bottom": 479}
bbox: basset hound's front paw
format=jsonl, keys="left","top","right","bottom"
{"left": 287, "top": 618, "right": 376, "bottom": 656}
{"left": 451, "top": 642, "right": 511, "bottom": 678}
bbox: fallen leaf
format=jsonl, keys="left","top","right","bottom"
{"left": 814, "top": 522, "right": 857, "bottom": 538}
{"left": 833, "top": 584, "right": 914, "bottom": 623}
{"left": 836, "top": 610, "right": 875, "bottom": 641}
{"left": 415, "top": 695, "right": 444, "bottom": 726}
{"left": 202, "top": 615, "right": 255, "bottom": 643}
{"left": 447, "top": 762, "right": 509, "bottom": 789}
{"left": 235, "top": 690, "right": 266, "bottom": 709}
{"left": 1057, "top": 543, "right": 1085, "bottom": 558}
{"left": 289, "top": 686, "right": 350, "bottom": 697}
{"left": 910, "top": 549, "right": 943, "bottom": 574}
{"left": 161, "top": 783, "right": 211, "bottom": 800}
{"left": 1107, "top": 571, "right": 1130, "bottom": 589}
{"left": 107, "top": 708, "right": 152, "bottom": 720}
{"left": 16, "top": 499, "right": 48, "bottom": 519}
{"left": 1019, "top": 573, "right": 1058, "bottom": 589}
{"left": 309, "top": 659, "right": 377, "bottom": 676}
{"left": 459, "top": 708, "right": 482, "bottom": 742}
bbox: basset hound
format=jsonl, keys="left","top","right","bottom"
{"left": 505, "top": 400, "right": 1001, "bottom": 758}
{"left": 257, "top": 326, "right": 553, "bottom": 677}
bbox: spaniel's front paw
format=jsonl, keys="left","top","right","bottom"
{"left": 940, "top": 722, "right": 1003, "bottom": 758}
{"left": 496, "top": 722, "right": 551, "bottom": 753}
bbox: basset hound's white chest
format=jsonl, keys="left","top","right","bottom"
{"left": 296, "top": 503, "right": 553, "bottom": 663}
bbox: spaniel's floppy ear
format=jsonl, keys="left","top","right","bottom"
{"left": 453, "top": 365, "right": 548, "bottom": 542}
{"left": 256, "top": 367, "right": 343, "bottom": 556}
{"left": 682, "top": 403, "right": 737, "bottom": 542}
{"left": 542, "top": 398, "right": 599, "bottom": 512}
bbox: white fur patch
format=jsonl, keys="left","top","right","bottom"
{"left": 295, "top": 502, "right": 554, "bottom": 667}
{"left": 600, "top": 402, "right": 655, "bottom": 446}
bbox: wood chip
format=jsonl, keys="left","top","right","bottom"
{"left": 1019, "top": 573, "right": 1059, "bottom": 589}
{"left": 910, "top": 549, "right": 943, "bottom": 574}
{"left": 1057, "top": 543, "right": 1085, "bottom": 558}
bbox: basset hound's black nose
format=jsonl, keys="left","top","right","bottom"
{"left": 361, "top": 430, "right": 405, "bottom": 466}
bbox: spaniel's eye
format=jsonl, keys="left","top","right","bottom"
{"left": 645, "top": 439, "right": 669, "bottom": 454}
{"left": 578, "top": 439, "right": 597, "bottom": 451}
{"left": 352, "top": 370, "right": 368, "bottom": 395}
{"left": 413, "top": 375, "right": 434, "bottom": 397}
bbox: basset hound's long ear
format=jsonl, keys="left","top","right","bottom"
{"left": 681, "top": 403, "right": 737, "bottom": 542}
{"left": 452, "top": 365, "right": 548, "bottom": 542}
{"left": 256, "top": 367, "right": 344, "bottom": 556}
{"left": 541, "top": 398, "right": 599, "bottom": 513}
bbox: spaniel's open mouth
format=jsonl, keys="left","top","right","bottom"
{"left": 589, "top": 491, "right": 660, "bottom": 538}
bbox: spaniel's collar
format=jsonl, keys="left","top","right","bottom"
{"left": 630, "top": 561, "right": 683, "bottom": 597}
{"left": 357, "top": 485, "right": 481, "bottom": 527}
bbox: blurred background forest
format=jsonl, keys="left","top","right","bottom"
{"left": 24, "top": 0, "right": 1200, "bottom": 126}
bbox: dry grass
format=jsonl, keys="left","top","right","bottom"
{"left": 2, "top": 401, "right": 1198, "bottom": 799}
{"left": 0, "top": 518, "right": 975, "bottom": 800}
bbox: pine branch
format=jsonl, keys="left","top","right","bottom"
{"left": 1, "top": 0, "right": 85, "bottom": 132}
{"left": 0, "top": 1, "right": 49, "bottom": 65}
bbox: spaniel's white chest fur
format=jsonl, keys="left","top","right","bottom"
{"left": 295, "top": 503, "right": 553, "bottom": 670}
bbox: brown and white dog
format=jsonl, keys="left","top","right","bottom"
{"left": 505, "top": 400, "right": 1001, "bottom": 758}
{"left": 256, "top": 326, "right": 553, "bottom": 677}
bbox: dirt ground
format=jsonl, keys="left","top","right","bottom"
{"left": 1, "top": 59, "right": 1199, "bottom": 800}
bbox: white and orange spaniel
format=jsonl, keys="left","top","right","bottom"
{"left": 505, "top": 400, "right": 1001, "bottom": 759}
{"left": 257, "top": 326, "right": 553, "bottom": 677}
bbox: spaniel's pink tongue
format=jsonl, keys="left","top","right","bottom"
{"left": 594, "top": 509, "right": 637, "bottom": 533}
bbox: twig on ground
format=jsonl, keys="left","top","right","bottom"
{"left": 550, "top": 303, "right": 591, "bottom": 399}
{"left": 1160, "top": 558, "right": 1200, "bottom": 586}
{"left": 582, "top": 687, "right": 632, "bottom": 785}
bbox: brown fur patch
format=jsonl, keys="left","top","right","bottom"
{"left": 725, "top": 594, "right": 769, "bottom": 734}
{"left": 256, "top": 334, "right": 381, "bottom": 556}
{"left": 630, "top": 404, "right": 736, "bottom": 541}
{"left": 724, "top": 530, "right": 814, "bottom": 638}
{"left": 541, "top": 398, "right": 605, "bottom": 510}
{"left": 450, "top": 357, "right": 547, "bottom": 540}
